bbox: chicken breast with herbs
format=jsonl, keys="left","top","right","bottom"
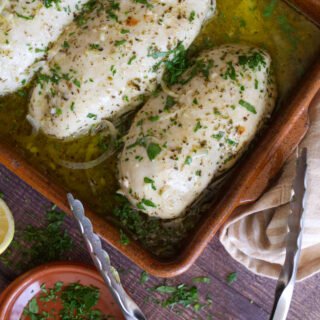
{"left": 0, "top": 0, "right": 88, "bottom": 95}
{"left": 28, "top": 0, "right": 215, "bottom": 139}
{"left": 118, "top": 44, "right": 277, "bottom": 220}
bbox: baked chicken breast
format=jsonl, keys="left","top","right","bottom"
{"left": 0, "top": 0, "right": 88, "bottom": 95}
{"left": 28, "top": 0, "right": 215, "bottom": 139}
{"left": 118, "top": 44, "right": 277, "bottom": 219}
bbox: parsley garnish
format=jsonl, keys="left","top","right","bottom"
{"left": 75, "top": 0, "right": 97, "bottom": 26}
{"left": 128, "top": 55, "right": 137, "bottom": 65}
{"left": 89, "top": 43, "right": 103, "bottom": 51}
{"left": 193, "top": 120, "right": 202, "bottom": 132}
{"left": 115, "top": 39, "right": 126, "bottom": 46}
{"left": 24, "top": 282, "right": 110, "bottom": 319}
{"left": 148, "top": 115, "right": 160, "bottom": 122}
{"left": 212, "top": 131, "right": 225, "bottom": 141}
{"left": 62, "top": 41, "right": 70, "bottom": 49}
{"left": 238, "top": 52, "right": 266, "bottom": 71}
{"left": 154, "top": 284, "right": 200, "bottom": 310}
{"left": 144, "top": 177, "right": 156, "bottom": 190}
{"left": 141, "top": 198, "right": 157, "bottom": 208}
{"left": 184, "top": 156, "right": 192, "bottom": 165}
{"left": 15, "top": 12, "right": 34, "bottom": 20}
{"left": 162, "top": 43, "right": 189, "bottom": 86}
{"left": 42, "top": 0, "right": 61, "bottom": 8}
{"left": 226, "top": 138, "right": 237, "bottom": 146}
{"left": 119, "top": 229, "right": 130, "bottom": 245}
{"left": 226, "top": 272, "right": 237, "bottom": 284}
{"left": 134, "top": 0, "right": 153, "bottom": 8}
{"left": 223, "top": 61, "right": 237, "bottom": 80}
{"left": 239, "top": 99, "right": 257, "bottom": 114}
{"left": 189, "top": 10, "right": 196, "bottom": 22}
{"left": 164, "top": 96, "right": 176, "bottom": 111}
{"left": 87, "top": 113, "right": 97, "bottom": 120}
{"left": 140, "top": 271, "right": 149, "bottom": 284}
{"left": 107, "top": 0, "right": 120, "bottom": 22}
{"left": 147, "top": 143, "right": 162, "bottom": 160}
{"left": 192, "top": 276, "right": 211, "bottom": 284}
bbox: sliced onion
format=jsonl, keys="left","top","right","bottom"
{"left": 58, "top": 149, "right": 113, "bottom": 170}
{"left": 58, "top": 119, "right": 118, "bottom": 170}
{"left": 26, "top": 114, "right": 40, "bottom": 135}
{"left": 160, "top": 79, "right": 179, "bottom": 99}
{"left": 90, "top": 119, "right": 118, "bottom": 138}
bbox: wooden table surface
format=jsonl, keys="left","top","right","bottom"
{"left": 1, "top": 164, "right": 320, "bottom": 320}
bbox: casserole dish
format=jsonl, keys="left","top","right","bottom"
{"left": 0, "top": 0, "right": 319, "bottom": 277}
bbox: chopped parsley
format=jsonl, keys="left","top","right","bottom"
{"left": 239, "top": 99, "right": 257, "bottom": 114}
{"left": 223, "top": 61, "right": 237, "bottom": 80}
{"left": 134, "top": 0, "right": 153, "bottom": 8}
{"left": 148, "top": 115, "right": 160, "bottom": 122}
{"left": 154, "top": 284, "right": 200, "bottom": 310}
{"left": 87, "top": 113, "right": 97, "bottom": 120}
{"left": 238, "top": 52, "right": 266, "bottom": 71}
{"left": 42, "top": 0, "right": 61, "bottom": 8}
{"left": 212, "top": 131, "right": 225, "bottom": 141}
{"left": 36, "top": 64, "right": 79, "bottom": 90}
{"left": 15, "top": 12, "right": 34, "bottom": 20}
{"left": 24, "top": 282, "right": 111, "bottom": 319}
{"left": 141, "top": 198, "right": 157, "bottom": 208}
{"left": 75, "top": 0, "right": 97, "bottom": 26}
{"left": 119, "top": 229, "right": 130, "bottom": 245}
{"left": 89, "top": 43, "right": 103, "bottom": 51}
{"left": 192, "top": 276, "right": 211, "bottom": 284}
{"left": 184, "top": 156, "right": 192, "bottom": 165}
{"left": 144, "top": 177, "right": 156, "bottom": 190}
{"left": 226, "top": 272, "right": 237, "bottom": 284}
{"left": 193, "top": 120, "right": 202, "bottom": 132}
{"left": 226, "top": 138, "right": 237, "bottom": 146}
{"left": 164, "top": 96, "right": 176, "bottom": 111}
{"left": 62, "top": 41, "right": 70, "bottom": 49}
{"left": 189, "top": 10, "right": 196, "bottom": 22}
{"left": 147, "top": 143, "right": 162, "bottom": 160}
{"left": 73, "top": 78, "right": 81, "bottom": 88}
{"left": 140, "top": 271, "right": 149, "bottom": 284}
{"left": 149, "top": 42, "right": 189, "bottom": 86}
{"left": 107, "top": 0, "right": 120, "bottom": 22}
{"left": 115, "top": 39, "right": 126, "bottom": 46}
{"left": 128, "top": 55, "right": 137, "bottom": 65}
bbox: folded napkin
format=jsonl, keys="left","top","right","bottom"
{"left": 219, "top": 93, "right": 320, "bottom": 281}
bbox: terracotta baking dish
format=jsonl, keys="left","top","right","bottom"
{"left": 0, "top": 0, "right": 319, "bottom": 278}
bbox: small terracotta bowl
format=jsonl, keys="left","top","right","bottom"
{"left": 0, "top": 262, "right": 124, "bottom": 320}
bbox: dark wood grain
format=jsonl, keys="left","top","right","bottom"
{"left": 1, "top": 164, "right": 320, "bottom": 320}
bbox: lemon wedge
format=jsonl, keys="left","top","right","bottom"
{"left": 0, "top": 198, "right": 14, "bottom": 255}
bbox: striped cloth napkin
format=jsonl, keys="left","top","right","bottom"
{"left": 219, "top": 93, "right": 320, "bottom": 281}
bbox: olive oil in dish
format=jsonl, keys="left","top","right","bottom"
{"left": 0, "top": 0, "right": 319, "bottom": 257}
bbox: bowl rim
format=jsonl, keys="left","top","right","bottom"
{"left": 0, "top": 262, "right": 122, "bottom": 319}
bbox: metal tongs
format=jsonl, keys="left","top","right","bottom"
{"left": 270, "top": 148, "right": 308, "bottom": 320}
{"left": 67, "top": 194, "right": 147, "bottom": 320}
